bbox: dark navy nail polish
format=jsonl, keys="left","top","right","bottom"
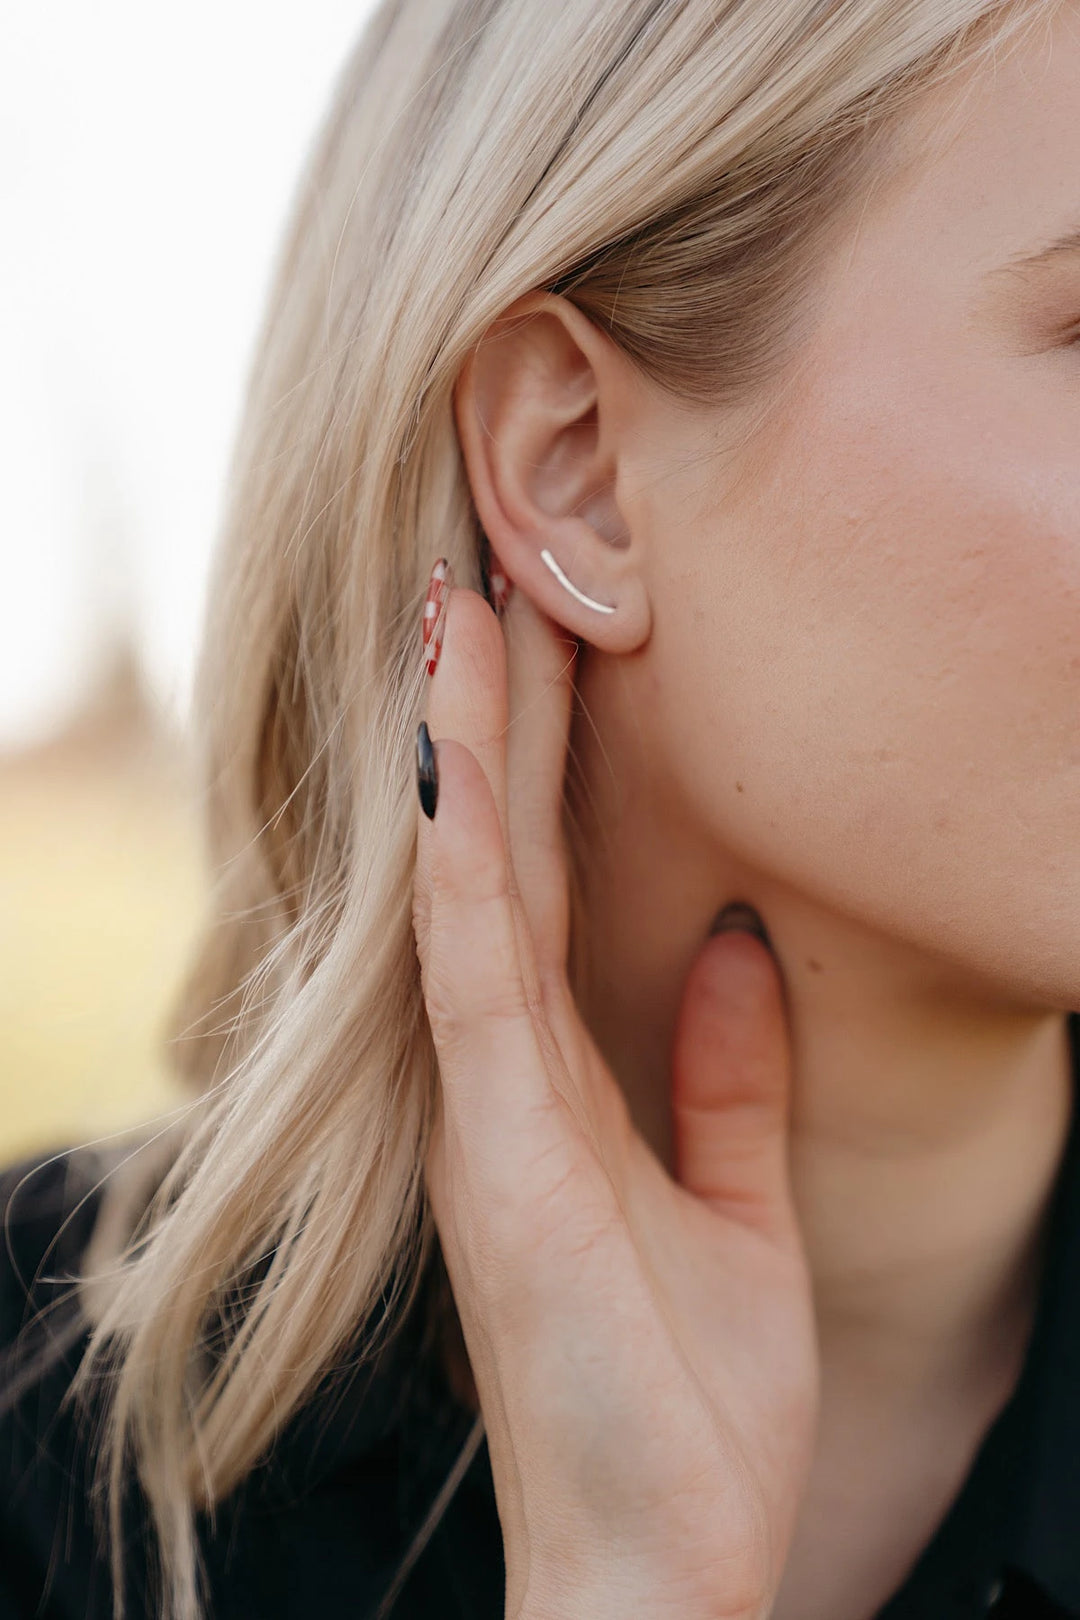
{"left": 709, "top": 901, "right": 771, "bottom": 948}
{"left": 416, "top": 721, "right": 438, "bottom": 820}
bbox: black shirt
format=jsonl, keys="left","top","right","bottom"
{"left": 3, "top": 1016, "right": 1080, "bottom": 1620}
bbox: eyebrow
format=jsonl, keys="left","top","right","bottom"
{"left": 988, "top": 221, "right": 1080, "bottom": 280}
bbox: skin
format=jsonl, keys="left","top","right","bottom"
{"left": 430, "top": 6, "right": 1080, "bottom": 1617}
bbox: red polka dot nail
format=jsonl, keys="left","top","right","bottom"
{"left": 422, "top": 556, "right": 453, "bottom": 677}
{"left": 488, "top": 562, "right": 513, "bottom": 617}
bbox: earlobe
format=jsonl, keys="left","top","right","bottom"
{"left": 453, "top": 293, "right": 652, "bottom": 654}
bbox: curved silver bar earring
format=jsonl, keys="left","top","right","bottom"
{"left": 539, "top": 547, "right": 616, "bottom": 614}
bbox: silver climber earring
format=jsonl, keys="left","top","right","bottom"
{"left": 539, "top": 547, "right": 616, "bottom": 614}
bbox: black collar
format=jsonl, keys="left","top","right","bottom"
{"left": 993, "top": 1009, "right": 1080, "bottom": 1613}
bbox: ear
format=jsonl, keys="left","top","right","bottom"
{"left": 453, "top": 292, "right": 652, "bottom": 653}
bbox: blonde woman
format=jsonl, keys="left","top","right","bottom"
{"left": 3, "top": 0, "right": 1080, "bottom": 1616}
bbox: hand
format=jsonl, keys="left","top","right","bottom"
{"left": 411, "top": 575, "right": 820, "bottom": 1620}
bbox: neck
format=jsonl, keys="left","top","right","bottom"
{"left": 569, "top": 691, "right": 1074, "bottom": 1401}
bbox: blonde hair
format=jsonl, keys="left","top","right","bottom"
{"left": 25, "top": 0, "right": 1055, "bottom": 1615}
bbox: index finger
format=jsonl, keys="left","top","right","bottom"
{"left": 414, "top": 728, "right": 577, "bottom": 1233}
{"left": 501, "top": 584, "right": 579, "bottom": 997}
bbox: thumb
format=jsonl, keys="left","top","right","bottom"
{"left": 670, "top": 920, "right": 798, "bottom": 1249}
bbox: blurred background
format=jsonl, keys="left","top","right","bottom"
{"left": 1, "top": 3, "right": 374, "bottom": 1163}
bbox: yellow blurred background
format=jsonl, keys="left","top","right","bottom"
{"left": 1, "top": 3, "right": 384, "bottom": 1174}
{"left": 0, "top": 652, "right": 202, "bottom": 1166}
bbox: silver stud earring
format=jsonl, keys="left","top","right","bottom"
{"left": 539, "top": 547, "right": 616, "bottom": 614}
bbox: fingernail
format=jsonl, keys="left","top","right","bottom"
{"left": 422, "top": 557, "right": 453, "bottom": 677}
{"left": 489, "top": 564, "right": 513, "bottom": 618}
{"left": 709, "top": 901, "right": 771, "bottom": 948}
{"left": 416, "top": 721, "right": 438, "bottom": 820}
{"left": 481, "top": 534, "right": 513, "bottom": 618}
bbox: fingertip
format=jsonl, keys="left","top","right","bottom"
{"left": 416, "top": 734, "right": 510, "bottom": 906}
{"left": 671, "top": 925, "right": 791, "bottom": 1116}
{"left": 694, "top": 926, "right": 785, "bottom": 1015}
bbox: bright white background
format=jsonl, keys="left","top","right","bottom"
{"left": 0, "top": 3, "right": 377, "bottom": 749}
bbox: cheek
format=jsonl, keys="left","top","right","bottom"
{"left": 646, "top": 358, "right": 1080, "bottom": 998}
{"left": 760, "top": 360, "right": 1080, "bottom": 781}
